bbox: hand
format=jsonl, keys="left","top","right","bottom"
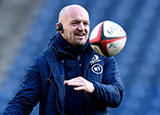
{"left": 64, "top": 76, "right": 95, "bottom": 93}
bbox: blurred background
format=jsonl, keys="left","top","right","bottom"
{"left": 0, "top": 0, "right": 160, "bottom": 114}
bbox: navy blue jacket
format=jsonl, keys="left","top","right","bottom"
{"left": 3, "top": 33, "right": 124, "bottom": 115}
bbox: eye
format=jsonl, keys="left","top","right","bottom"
{"left": 72, "top": 22, "right": 77, "bottom": 24}
{"left": 84, "top": 22, "right": 89, "bottom": 26}
{"left": 71, "top": 21, "right": 79, "bottom": 25}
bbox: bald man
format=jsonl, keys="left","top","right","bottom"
{"left": 57, "top": 5, "right": 90, "bottom": 47}
{"left": 3, "top": 4, "right": 124, "bottom": 115}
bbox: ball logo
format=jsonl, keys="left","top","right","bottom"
{"left": 91, "top": 64, "right": 103, "bottom": 74}
{"left": 107, "top": 25, "right": 119, "bottom": 34}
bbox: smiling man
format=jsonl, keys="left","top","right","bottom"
{"left": 57, "top": 5, "right": 90, "bottom": 47}
{"left": 3, "top": 4, "right": 124, "bottom": 115}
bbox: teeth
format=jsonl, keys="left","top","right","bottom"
{"left": 77, "top": 34, "right": 84, "bottom": 36}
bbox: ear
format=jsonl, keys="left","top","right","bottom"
{"left": 56, "top": 23, "right": 64, "bottom": 33}
{"left": 56, "top": 23, "right": 60, "bottom": 29}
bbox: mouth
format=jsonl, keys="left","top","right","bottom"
{"left": 75, "top": 33, "right": 86, "bottom": 39}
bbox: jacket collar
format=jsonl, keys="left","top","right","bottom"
{"left": 50, "top": 32, "right": 90, "bottom": 57}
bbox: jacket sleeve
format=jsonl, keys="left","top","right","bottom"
{"left": 3, "top": 58, "right": 41, "bottom": 115}
{"left": 90, "top": 56, "right": 124, "bottom": 108}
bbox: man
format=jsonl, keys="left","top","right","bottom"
{"left": 3, "top": 4, "right": 124, "bottom": 115}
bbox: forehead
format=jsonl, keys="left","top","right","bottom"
{"left": 60, "top": 6, "right": 89, "bottom": 23}
{"left": 69, "top": 9, "right": 89, "bottom": 22}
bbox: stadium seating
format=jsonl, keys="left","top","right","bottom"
{"left": 0, "top": 0, "right": 160, "bottom": 114}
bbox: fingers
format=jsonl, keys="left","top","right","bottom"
{"left": 64, "top": 77, "right": 83, "bottom": 86}
{"left": 64, "top": 81, "right": 83, "bottom": 86}
{"left": 74, "top": 86, "right": 85, "bottom": 91}
{"left": 64, "top": 76, "right": 94, "bottom": 93}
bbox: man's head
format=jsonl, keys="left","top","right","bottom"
{"left": 56, "top": 4, "right": 90, "bottom": 47}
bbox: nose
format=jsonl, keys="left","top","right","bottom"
{"left": 77, "top": 23, "right": 85, "bottom": 31}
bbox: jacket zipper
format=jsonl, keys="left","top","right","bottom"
{"left": 83, "top": 52, "right": 94, "bottom": 114}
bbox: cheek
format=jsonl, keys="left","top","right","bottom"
{"left": 62, "top": 30, "right": 74, "bottom": 43}
{"left": 62, "top": 27, "right": 71, "bottom": 37}
{"left": 86, "top": 27, "right": 90, "bottom": 33}
{"left": 86, "top": 28, "right": 90, "bottom": 37}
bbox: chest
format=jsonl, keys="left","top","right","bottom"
{"left": 62, "top": 55, "right": 84, "bottom": 79}
{"left": 61, "top": 54, "right": 104, "bottom": 83}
